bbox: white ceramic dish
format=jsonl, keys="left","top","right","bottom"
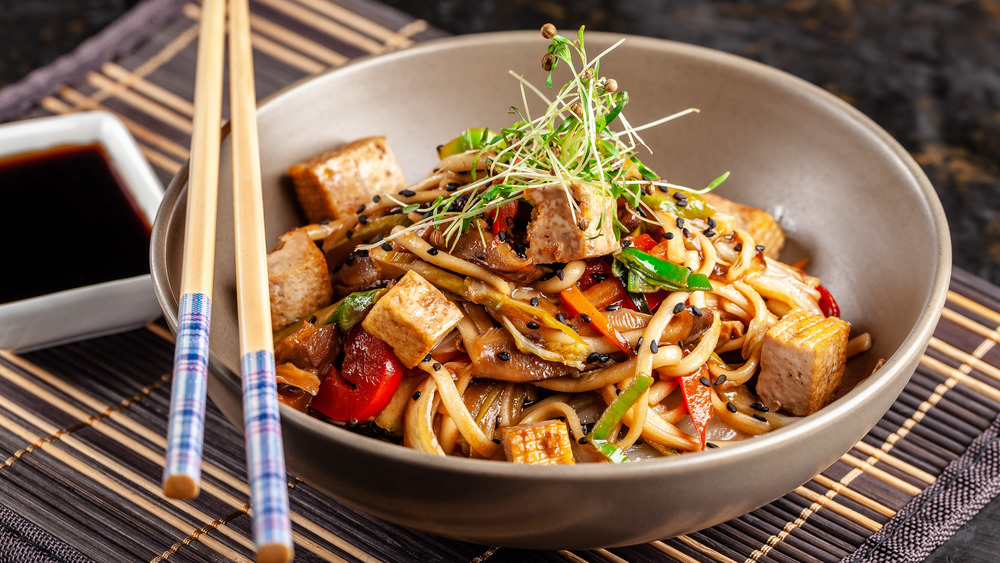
{"left": 0, "top": 111, "right": 163, "bottom": 351}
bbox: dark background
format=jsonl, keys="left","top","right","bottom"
{"left": 1, "top": 1, "right": 999, "bottom": 560}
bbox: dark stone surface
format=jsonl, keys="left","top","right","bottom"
{"left": 1, "top": 1, "right": 999, "bottom": 558}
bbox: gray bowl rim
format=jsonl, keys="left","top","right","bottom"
{"left": 151, "top": 30, "right": 952, "bottom": 481}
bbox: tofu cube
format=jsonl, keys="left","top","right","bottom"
{"left": 267, "top": 228, "right": 333, "bottom": 331}
{"left": 288, "top": 136, "right": 407, "bottom": 223}
{"left": 756, "top": 309, "right": 851, "bottom": 416}
{"left": 361, "top": 270, "right": 462, "bottom": 368}
{"left": 501, "top": 420, "right": 576, "bottom": 465}
{"left": 524, "top": 182, "right": 619, "bottom": 263}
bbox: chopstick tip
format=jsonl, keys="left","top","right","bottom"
{"left": 257, "top": 543, "right": 294, "bottom": 563}
{"left": 163, "top": 475, "right": 200, "bottom": 499}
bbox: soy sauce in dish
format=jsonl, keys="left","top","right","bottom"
{"left": 0, "top": 143, "right": 151, "bottom": 304}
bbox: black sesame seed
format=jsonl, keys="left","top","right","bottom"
{"left": 726, "top": 401, "right": 737, "bottom": 413}
{"left": 703, "top": 229, "right": 716, "bottom": 237}
{"left": 411, "top": 390, "right": 421, "bottom": 399}
{"left": 345, "top": 253, "right": 356, "bottom": 266}
{"left": 399, "top": 189, "right": 416, "bottom": 197}
{"left": 676, "top": 218, "right": 685, "bottom": 228}
{"left": 621, "top": 238, "right": 633, "bottom": 247}
{"left": 755, "top": 244, "right": 766, "bottom": 252}
{"left": 355, "top": 249, "right": 369, "bottom": 258}
{"left": 664, "top": 231, "right": 674, "bottom": 240}
{"left": 591, "top": 273, "right": 610, "bottom": 282}
{"left": 372, "top": 234, "right": 385, "bottom": 243}
{"left": 446, "top": 182, "right": 460, "bottom": 191}
{"left": 427, "top": 248, "right": 439, "bottom": 256}
{"left": 497, "top": 351, "right": 511, "bottom": 361}
{"left": 578, "top": 437, "right": 588, "bottom": 445}
{"left": 580, "top": 313, "right": 592, "bottom": 323}
{"left": 691, "top": 306, "right": 704, "bottom": 317}
{"left": 707, "top": 217, "right": 717, "bottom": 229}
{"left": 635, "top": 337, "right": 643, "bottom": 353}
{"left": 635, "top": 206, "right": 647, "bottom": 218}
{"left": 530, "top": 297, "right": 539, "bottom": 306}
{"left": 381, "top": 242, "right": 393, "bottom": 251}
{"left": 605, "top": 303, "right": 621, "bottom": 311}
{"left": 734, "top": 243, "right": 743, "bottom": 252}
{"left": 372, "top": 194, "right": 381, "bottom": 203}
{"left": 555, "top": 312, "right": 568, "bottom": 324}
{"left": 677, "top": 200, "right": 688, "bottom": 208}
{"left": 527, "top": 332, "right": 542, "bottom": 340}
{"left": 752, "top": 413, "right": 768, "bottom": 423}
{"left": 358, "top": 215, "right": 369, "bottom": 225}
{"left": 586, "top": 352, "right": 601, "bottom": 364}
{"left": 699, "top": 376, "right": 711, "bottom": 387}
{"left": 498, "top": 230, "right": 507, "bottom": 242}
{"left": 356, "top": 204, "right": 366, "bottom": 214}
{"left": 432, "top": 362, "right": 442, "bottom": 371}
{"left": 650, "top": 340, "right": 659, "bottom": 353}
{"left": 320, "top": 219, "right": 330, "bottom": 226}
{"left": 526, "top": 322, "right": 540, "bottom": 329}
{"left": 473, "top": 251, "right": 487, "bottom": 260}
{"left": 556, "top": 268, "right": 565, "bottom": 280}
{"left": 423, "top": 354, "right": 433, "bottom": 363}
{"left": 706, "top": 442, "right": 719, "bottom": 449}
{"left": 682, "top": 227, "right": 691, "bottom": 238}
{"left": 672, "top": 192, "right": 687, "bottom": 201}
{"left": 657, "top": 184, "right": 669, "bottom": 193}
{"left": 715, "top": 374, "right": 728, "bottom": 386}
{"left": 751, "top": 402, "right": 770, "bottom": 413}
{"left": 308, "top": 315, "right": 317, "bottom": 324}
{"left": 346, "top": 229, "right": 354, "bottom": 239}
{"left": 672, "top": 302, "right": 685, "bottom": 314}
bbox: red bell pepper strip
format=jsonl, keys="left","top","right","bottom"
{"left": 579, "top": 260, "right": 638, "bottom": 311}
{"left": 490, "top": 201, "right": 519, "bottom": 237}
{"left": 679, "top": 365, "right": 714, "bottom": 450}
{"left": 560, "top": 285, "right": 634, "bottom": 356}
{"left": 630, "top": 233, "right": 657, "bottom": 252}
{"left": 817, "top": 284, "right": 840, "bottom": 318}
{"left": 309, "top": 326, "right": 403, "bottom": 422}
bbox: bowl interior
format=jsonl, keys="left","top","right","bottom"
{"left": 152, "top": 31, "right": 950, "bottom": 548}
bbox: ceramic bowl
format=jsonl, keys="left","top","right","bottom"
{"left": 0, "top": 111, "right": 163, "bottom": 351}
{"left": 151, "top": 31, "right": 950, "bottom": 549}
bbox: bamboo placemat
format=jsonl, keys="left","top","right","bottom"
{"left": 2, "top": 1, "right": 1000, "bottom": 561}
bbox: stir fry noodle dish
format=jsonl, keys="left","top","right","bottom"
{"left": 266, "top": 24, "right": 872, "bottom": 464}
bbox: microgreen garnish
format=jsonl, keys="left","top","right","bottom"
{"left": 365, "top": 24, "right": 728, "bottom": 250}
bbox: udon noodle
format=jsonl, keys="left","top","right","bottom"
{"left": 268, "top": 24, "right": 870, "bottom": 464}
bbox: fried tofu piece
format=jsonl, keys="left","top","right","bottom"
{"left": 524, "top": 182, "right": 619, "bottom": 264}
{"left": 361, "top": 270, "right": 463, "bottom": 368}
{"left": 500, "top": 420, "right": 576, "bottom": 465}
{"left": 703, "top": 192, "right": 785, "bottom": 259}
{"left": 267, "top": 228, "right": 334, "bottom": 331}
{"left": 288, "top": 136, "right": 407, "bottom": 223}
{"left": 756, "top": 309, "right": 851, "bottom": 416}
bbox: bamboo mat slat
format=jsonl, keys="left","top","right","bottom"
{"left": 2, "top": 0, "right": 1000, "bottom": 561}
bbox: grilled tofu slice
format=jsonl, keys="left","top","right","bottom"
{"left": 267, "top": 228, "right": 334, "bottom": 331}
{"left": 288, "top": 136, "right": 407, "bottom": 222}
{"left": 361, "top": 270, "right": 463, "bottom": 368}
{"left": 703, "top": 192, "right": 785, "bottom": 259}
{"left": 756, "top": 309, "right": 850, "bottom": 416}
{"left": 500, "top": 420, "right": 576, "bottom": 465}
{"left": 524, "top": 182, "right": 619, "bottom": 263}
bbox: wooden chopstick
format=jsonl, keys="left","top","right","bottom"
{"left": 227, "top": 0, "right": 294, "bottom": 560}
{"left": 162, "top": 0, "right": 225, "bottom": 501}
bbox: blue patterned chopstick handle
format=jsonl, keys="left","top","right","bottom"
{"left": 241, "top": 349, "right": 293, "bottom": 557}
{"left": 163, "top": 292, "right": 212, "bottom": 497}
